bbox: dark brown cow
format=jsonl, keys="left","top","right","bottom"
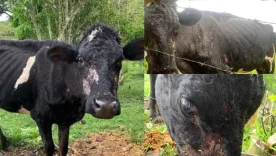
{"left": 145, "top": 0, "right": 179, "bottom": 74}
{"left": 145, "top": 3, "right": 276, "bottom": 74}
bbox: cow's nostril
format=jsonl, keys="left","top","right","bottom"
{"left": 95, "top": 103, "right": 101, "bottom": 109}
{"left": 94, "top": 99, "right": 101, "bottom": 109}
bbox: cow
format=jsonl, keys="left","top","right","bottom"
{"left": 154, "top": 74, "right": 265, "bottom": 155}
{"left": 145, "top": 1, "right": 276, "bottom": 74}
{"left": 0, "top": 24, "right": 144, "bottom": 156}
{"left": 145, "top": 0, "right": 179, "bottom": 74}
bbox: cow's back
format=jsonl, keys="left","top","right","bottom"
{"left": 0, "top": 40, "right": 57, "bottom": 111}
{"left": 0, "top": 42, "right": 36, "bottom": 99}
{"left": 177, "top": 9, "right": 275, "bottom": 72}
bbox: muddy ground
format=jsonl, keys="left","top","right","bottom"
{"left": 0, "top": 132, "right": 143, "bottom": 156}
{"left": 144, "top": 131, "right": 174, "bottom": 151}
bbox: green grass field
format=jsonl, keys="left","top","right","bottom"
{"left": 0, "top": 22, "right": 14, "bottom": 40}
{"left": 0, "top": 62, "right": 144, "bottom": 149}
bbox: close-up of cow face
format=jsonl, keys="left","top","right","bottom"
{"left": 76, "top": 25, "right": 124, "bottom": 119}
{"left": 46, "top": 24, "right": 144, "bottom": 119}
{"left": 155, "top": 75, "right": 265, "bottom": 155}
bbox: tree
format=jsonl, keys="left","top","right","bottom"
{"left": 8, "top": 0, "right": 143, "bottom": 44}
{"left": 0, "top": 0, "right": 11, "bottom": 17}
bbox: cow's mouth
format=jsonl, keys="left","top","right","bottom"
{"left": 178, "top": 133, "right": 224, "bottom": 156}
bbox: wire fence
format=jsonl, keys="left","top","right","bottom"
{"left": 145, "top": 47, "right": 234, "bottom": 73}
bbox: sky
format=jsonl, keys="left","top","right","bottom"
{"left": 0, "top": 14, "right": 9, "bottom": 22}
{"left": 176, "top": 0, "right": 276, "bottom": 32}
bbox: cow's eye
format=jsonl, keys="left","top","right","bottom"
{"left": 179, "top": 97, "right": 198, "bottom": 115}
{"left": 78, "top": 57, "right": 85, "bottom": 66}
{"left": 180, "top": 98, "right": 191, "bottom": 111}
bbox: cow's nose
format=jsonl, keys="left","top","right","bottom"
{"left": 86, "top": 96, "right": 121, "bottom": 119}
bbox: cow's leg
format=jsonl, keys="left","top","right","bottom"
{"left": 256, "top": 69, "right": 264, "bottom": 74}
{"left": 58, "top": 125, "right": 70, "bottom": 156}
{"left": 37, "top": 123, "right": 55, "bottom": 156}
{"left": 149, "top": 74, "right": 159, "bottom": 119}
{"left": 0, "top": 128, "right": 8, "bottom": 150}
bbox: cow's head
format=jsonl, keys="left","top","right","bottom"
{"left": 145, "top": 0, "right": 179, "bottom": 74}
{"left": 46, "top": 24, "right": 144, "bottom": 119}
{"left": 156, "top": 75, "right": 265, "bottom": 155}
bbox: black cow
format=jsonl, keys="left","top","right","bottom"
{"left": 0, "top": 24, "right": 144, "bottom": 156}
{"left": 154, "top": 74, "right": 265, "bottom": 155}
{"left": 145, "top": 0, "right": 179, "bottom": 74}
{"left": 145, "top": 1, "right": 276, "bottom": 74}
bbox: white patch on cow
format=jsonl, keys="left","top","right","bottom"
{"left": 14, "top": 56, "right": 36, "bottom": 89}
{"left": 88, "top": 68, "right": 99, "bottom": 84}
{"left": 83, "top": 79, "right": 91, "bottom": 96}
{"left": 18, "top": 106, "right": 30, "bottom": 114}
{"left": 82, "top": 69, "right": 99, "bottom": 96}
{"left": 88, "top": 27, "right": 102, "bottom": 42}
{"left": 265, "top": 44, "right": 275, "bottom": 72}
{"left": 146, "top": 2, "right": 151, "bottom": 7}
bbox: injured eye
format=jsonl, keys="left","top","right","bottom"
{"left": 179, "top": 98, "right": 198, "bottom": 115}
{"left": 181, "top": 98, "right": 191, "bottom": 111}
{"left": 77, "top": 57, "right": 85, "bottom": 66}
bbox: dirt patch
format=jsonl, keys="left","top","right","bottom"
{"left": 143, "top": 131, "right": 174, "bottom": 152}
{"left": 70, "top": 132, "right": 143, "bottom": 156}
{"left": 0, "top": 132, "right": 143, "bottom": 156}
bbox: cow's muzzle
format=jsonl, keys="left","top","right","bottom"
{"left": 85, "top": 95, "right": 121, "bottom": 119}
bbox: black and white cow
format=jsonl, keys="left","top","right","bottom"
{"left": 0, "top": 24, "right": 144, "bottom": 156}
{"left": 153, "top": 74, "right": 265, "bottom": 155}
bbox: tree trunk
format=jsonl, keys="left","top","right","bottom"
{"left": 28, "top": 6, "right": 42, "bottom": 40}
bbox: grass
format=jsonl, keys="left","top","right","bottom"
{"left": 0, "top": 62, "right": 144, "bottom": 149}
{"left": 0, "top": 22, "right": 14, "bottom": 40}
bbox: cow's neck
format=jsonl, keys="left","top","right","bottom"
{"left": 43, "top": 63, "right": 85, "bottom": 105}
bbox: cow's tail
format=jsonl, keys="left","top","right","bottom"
{"left": 270, "top": 33, "right": 276, "bottom": 73}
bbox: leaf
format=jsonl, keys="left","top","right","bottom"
{"left": 268, "top": 95, "right": 276, "bottom": 101}
{"left": 267, "top": 133, "right": 276, "bottom": 148}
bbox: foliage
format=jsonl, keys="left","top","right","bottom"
{"left": 14, "top": 23, "right": 36, "bottom": 39}
{"left": 0, "top": 21, "right": 14, "bottom": 39}
{"left": 160, "top": 143, "right": 177, "bottom": 156}
{"left": 7, "top": 0, "right": 143, "bottom": 44}
{"left": 242, "top": 76, "right": 276, "bottom": 152}
{"left": 0, "top": 0, "right": 10, "bottom": 16}
{"left": 256, "top": 94, "right": 276, "bottom": 143}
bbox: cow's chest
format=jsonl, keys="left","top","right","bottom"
{"left": 31, "top": 98, "right": 85, "bottom": 126}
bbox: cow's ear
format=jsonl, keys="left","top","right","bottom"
{"left": 123, "top": 37, "right": 144, "bottom": 60}
{"left": 46, "top": 46, "right": 77, "bottom": 63}
{"left": 178, "top": 8, "right": 202, "bottom": 26}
